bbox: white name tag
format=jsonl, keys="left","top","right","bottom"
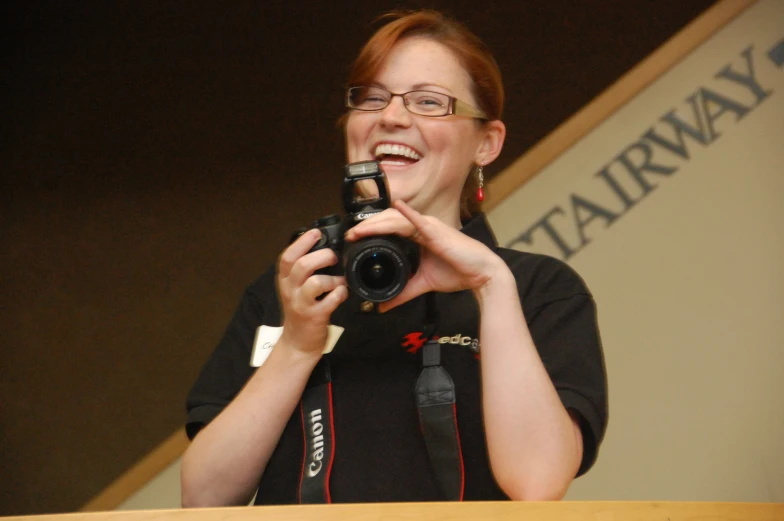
{"left": 250, "top": 325, "right": 344, "bottom": 367}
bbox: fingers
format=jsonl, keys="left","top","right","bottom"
{"left": 286, "top": 248, "right": 339, "bottom": 288}
{"left": 313, "top": 283, "right": 348, "bottom": 313}
{"left": 288, "top": 276, "right": 348, "bottom": 318}
{"left": 279, "top": 229, "right": 323, "bottom": 278}
{"left": 392, "top": 200, "right": 426, "bottom": 227}
{"left": 377, "top": 273, "right": 430, "bottom": 313}
{"left": 279, "top": 279, "right": 348, "bottom": 356}
{"left": 345, "top": 208, "right": 417, "bottom": 242}
{"left": 392, "top": 200, "right": 439, "bottom": 243}
{"left": 279, "top": 228, "right": 343, "bottom": 287}
{"left": 348, "top": 201, "right": 441, "bottom": 243}
{"left": 300, "top": 274, "right": 347, "bottom": 302}
{"left": 278, "top": 229, "right": 348, "bottom": 316}
{"left": 280, "top": 269, "right": 347, "bottom": 329}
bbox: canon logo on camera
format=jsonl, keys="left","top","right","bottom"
{"left": 356, "top": 211, "right": 381, "bottom": 221}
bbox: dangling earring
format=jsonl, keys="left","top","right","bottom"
{"left": 476, "top": 164, "right": 485, "bottom": 202}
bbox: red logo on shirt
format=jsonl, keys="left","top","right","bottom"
{"left": 401, "top": 332, "right": 428, "bottom": 353}
{"left": 402, "top": 332, "right": 480, "bottom": 359}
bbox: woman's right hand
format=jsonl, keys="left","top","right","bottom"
{"left": 276, "top": 228, "right": 348, "bottom": 356}
{"left": 182, "top": 229, "right": 347, "bottom": 508}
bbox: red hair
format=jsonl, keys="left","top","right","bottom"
{"left": 345, "top": 10, "right": 505, "bottom": 217}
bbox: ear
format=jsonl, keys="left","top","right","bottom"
{"left": 475, "top": 120, "right": 506, "bottom": 166}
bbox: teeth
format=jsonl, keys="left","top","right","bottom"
{"left": 374, "top": 143, "right": 421, "bottom": 160}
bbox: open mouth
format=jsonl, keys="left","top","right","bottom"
{"left": 374, "top": 143, "right": 422, "bottom": 166}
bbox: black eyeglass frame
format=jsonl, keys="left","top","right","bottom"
{"left": 346, "top": 86, "right": 488, "bottom": 119}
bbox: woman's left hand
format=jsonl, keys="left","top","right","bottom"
{"left": 344, "top": 200, "right": 510, "bottom": 312}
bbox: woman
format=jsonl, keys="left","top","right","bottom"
{"left": 182, "top": 10, "right": 607, "bottom": 507}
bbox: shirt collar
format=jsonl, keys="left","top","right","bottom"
{"left": 460, "top": 213, "right": 498, "bottom": 250}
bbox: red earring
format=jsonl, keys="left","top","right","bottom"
{"left": 476, "top": 164, "right": 485, "bottom": 202}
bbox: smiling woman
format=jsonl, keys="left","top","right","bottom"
{"left": 344, "top": 36, "right": 504, "bottom": 229}
{"left": 180, "top": 9, "right": 607, "bottom": 507}
{"left": 344, "top": 12, "right": 505, "bottom": 222}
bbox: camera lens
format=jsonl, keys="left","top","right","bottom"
{"left": 345, "top": 237, "right": 414, "bottom": 302}
{"left": 358, "top": 253, "right": 396, "bottom": 291}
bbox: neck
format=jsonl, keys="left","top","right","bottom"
{"left": 420, "top": 199, "right": 463, "bottom": 230}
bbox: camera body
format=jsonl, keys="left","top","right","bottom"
{"left": 292, "top": 160, "right": 419, "bottom": 303}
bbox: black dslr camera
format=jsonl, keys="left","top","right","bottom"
{"left": 291, "top": 160, "right": 419, "bottom": 303}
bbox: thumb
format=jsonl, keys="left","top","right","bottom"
{"left": 378, "top": 273, "right": 431, "bottom": 313}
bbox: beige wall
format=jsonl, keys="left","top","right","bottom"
{"left": 491, "top": 0, "right": 784, "bottom": 502}
{"left": 116, "top": 0, "right": 784, "bottom": 509}
{"left": 117, "top": 461, "right": 182, "bottom": 511}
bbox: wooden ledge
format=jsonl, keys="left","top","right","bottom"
{"left": 12, "top": 501, "right": 784, "bottom": 521}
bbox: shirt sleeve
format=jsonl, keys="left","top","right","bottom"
{"left": 185, "top": 267, "right": 280, "bottom": 440}
{"left": 507, "top": 252, "right": 609, "bottom": 477}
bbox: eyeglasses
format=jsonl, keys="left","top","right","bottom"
{"left": 346, "top": 86, "right": 488, "bottom": 119}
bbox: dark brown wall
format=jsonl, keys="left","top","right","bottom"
{"left": 1, "top": 1, "right": 715, "bottom": 514}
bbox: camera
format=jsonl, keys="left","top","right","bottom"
{"left": 291, "top": 160, "right": 419, "bottom": 303}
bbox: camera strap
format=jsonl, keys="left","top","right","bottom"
{"left": 298, "top": 358, "right": 335, "bottom": 504}
{"left": 414, "top": 292, "right": 465, "bottom": 501}
{"left": 296, "top": 293, "right": 464, "bottom": 503}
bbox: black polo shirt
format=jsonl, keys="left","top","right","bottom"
{"left": 186, "top": 214, "right": 608, "bottom": 503}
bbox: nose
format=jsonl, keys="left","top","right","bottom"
{"left": 378, "top": 95, "right": 412, "bottom": 128}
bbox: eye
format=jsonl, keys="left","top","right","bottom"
{"left": 410, "top": 92, "right": 448, "bottom": 112}
{"left": 352, "top": 87, "right": 390, "bottom": 109}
